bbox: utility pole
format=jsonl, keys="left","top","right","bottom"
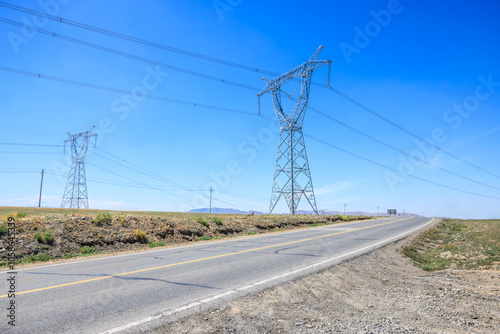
{"left": 209, "top": 187, "right": 213, "bottom": 214}
{"left": 344, "top": 203, "right": 346, "bottom": 215}
{"left": 421, "top": 211, "right": 424, "bottom": 217}
{"left": 61, "top": 126, "right": 97, "bottom": 209}
{"left": 403, "top": 209, "right": 405, "bottom": 217}
{"left": 258, "top": 46, "right": 331, "bottom": 215}
{"left": 38, "top": 169, "right": 44, "bottom": 208}
{"left": 377, "top": 206, "right": 379, "bottom": 216}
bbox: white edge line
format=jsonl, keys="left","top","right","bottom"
{"left": 100, "top": 218, "right": 434, "bottom": 334}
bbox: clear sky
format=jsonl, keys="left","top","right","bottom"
{"left": 1, "top": 0, "right": 499, "bottom": 218}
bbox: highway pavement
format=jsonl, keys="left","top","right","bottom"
{"left": 0, "top": 216, "right": 434, "bottom": 333}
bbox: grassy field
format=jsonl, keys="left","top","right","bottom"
{"left": 403, "top": 218, "right": 500, "bottom": 271}
{"left": 0, "top": 206, "right": 224, "bottom": 220}
{"left": 0, "top": 206, "right": 365, "bottom": 222}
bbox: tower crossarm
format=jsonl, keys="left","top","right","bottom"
{"left": 257, "top": 46, "right": 331, "bottom": 98}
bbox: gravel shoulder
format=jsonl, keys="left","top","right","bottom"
{"left": 149, "top": 220, "right": 500, "bottom": 334}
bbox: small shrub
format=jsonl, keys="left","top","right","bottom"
{"left": 0, "top": 224, "right": 7, "bottom": 235}
{"left": 196, "top": 218, "right": 208, "bottom": 227}
{"left": 199, "top": 235, "right": 211, "bottom": 241}
{"left": 16, "top": 211, "right": 28, "bottom": 218}
{"left": 213, "top": 218, "right": 223, "bottom": 226}
{"left": 63, "top": 253, "right": 78, "bottom": 259}
{"left": 43, "top": 229, "right": 54, "bottom": 244}
{"left": 93, "top": 212, "right": 112, "bottom": 225}
{"left": 134, "top": 229, "right": 147, "bottom": 240}
{"left": 119, "top": 216, "right": 127, "bottom": 227}
{"left": 35, "top": 253, "right": 54, "bottom": 262}
{"left": 148, "top": 241, "right": 166, "bottom": 248}
{"left": 19, "top": 255, "right": 35, "bottom": 264}
{"left": 35, "top": 231, "right": 44, "bottom": 243}
{"left": 80, "top": 246, "right": 96, "bottom": 255}
{"left": 246, "top": 231, "right": 258, "bottom": 235}
{"left": 451, "top": 222, "right": 468, "bottom": 231}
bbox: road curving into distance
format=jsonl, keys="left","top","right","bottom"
{"left": 1, "top": 216, "right": 435, "bottom": 333}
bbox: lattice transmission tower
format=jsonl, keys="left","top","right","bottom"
{"left": 61, "top": 126, "right": 97, "bottom": 209}
{"left": 258, "top": 46, "right": 331, "bottom": 215}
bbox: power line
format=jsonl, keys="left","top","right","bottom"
{"left": 305, "top": 134, "right": 500, "bottom": 200}
{"left": 85, "top": 161, "right": 193, "bottom": 202}
{"left": 0, "top": 17, "right": 260, "bottom": 92}
{"left": 0, "top": 151, "right": 63, "bottom": 154}
{"left": 0, "top": 1, "right": 278, "bottom": 77}
{"left": 2, "top": 13, "right": 497, "bottom": 183}
{"left": 93, "top": 149, "right": 254, "bottom": 206}
{"left": 0, "top": 167, "right": 41, "bottom": 170}
{"left": 305, "top": 105, "right": 500, "bottom": 192}
{"left": 0, "top": 66, "right": 255, "bottom": 116}
{"left": 94, "top": 149, "right": 198, "bottom": 191}
{"left": 0, "top": 170, "right": 40, "bottom": 174}
{"left": 323, "top": 85, "right": 500, "bottom": 180}
{"left": 0, "top": 141, "right": 63, "bottom": 147}
{"left": 1, "top": 3, "right": 496, "bottom": 182}
{"left": 2, "top": 6, "right": 498, "bottom": 187}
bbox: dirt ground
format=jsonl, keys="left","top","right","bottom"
{"left": 149, "top": 224, "right": 500, "bottom": 334}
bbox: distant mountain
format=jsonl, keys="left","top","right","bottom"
{"left": 188, "top": 207, "right": 264, "bottom": 215}
{"left": 189, "top": 208, "right": 421, "bottom": 217}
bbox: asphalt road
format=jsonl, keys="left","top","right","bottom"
{"left": 1, "top": 216, "right": 434, "bottom": 333}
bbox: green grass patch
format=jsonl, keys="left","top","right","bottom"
{"left": 35, "top": 229, "right": 54, "bottom": 244}
{"left": 35, "top": 253, "right": 54, "bottom": 262}
{"left": 196, "top": 217, "right": 208, "bottom": 227}
{"left": 63, "top": 253, "right": 78, "bottom": 259}
{"left": 198, "top": 235, "right": 211, "bottom": 241}
{"left": 16, "top": 211, "right": 28, "bottom": 218}
{"left": 245, "top": 231, "right": 258, "bottom": 235}
{"left": 43, "top": 229, "right": 54, "bottom": 244}
{"left": 149, "top": 241, "right": 166, "bottom": 248}
{"left": 18, "top": 254, "right": 35, "bottom": 264}
{"left": 403, "top": 218, "right": 500, "bottom": 271}
{"left": 0, "top": 224, "right": 7, "bottom": 235}
{"left": 93, "top": 212, "right": 112, "bottom": 225}
{"left": 80, "top": 245, "right": 96, "bottom": 255}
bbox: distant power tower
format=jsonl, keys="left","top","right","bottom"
{"left": 61, "top": 126, "right": 97, "bottom": 209}
{"left": 258, "top": 46, "right": 331, "bottom": 215}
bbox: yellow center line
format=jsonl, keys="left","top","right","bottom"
{"left": 1, "top": 217, "right": 411, "bottom": 298}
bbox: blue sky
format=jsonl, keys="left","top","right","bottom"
{"left": 1, "top": 0, "right": 499, "bottom": 218}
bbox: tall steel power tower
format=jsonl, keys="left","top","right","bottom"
{"left": 61, "top": 126, "right": 97, "bottom": 209}
{"left": 258, "top": 46, "right": 331, "bottom": 215}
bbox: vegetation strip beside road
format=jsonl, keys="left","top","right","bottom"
{"left": 0, "top": 206, "right": 375, "bottom": 267}
{"left": 403, "top": 218, "right": 500, "bottom": 271}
